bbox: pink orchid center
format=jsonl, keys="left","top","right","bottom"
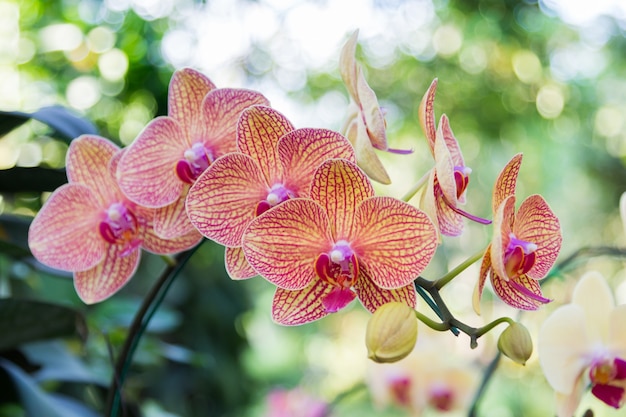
{"left": 454, "top": 165, "right": 471, "bottom": 199}
{"left": 503, "top": 233, "right": 537, "bottom": 278}
{"left": 315, "top": 240, "right": 359, "bottom": 313}
{"left": 590, "top": 357, "right": 626, "bottom": 409}
{"left": 176, "top": 142, "right": 214, "bottom": 184}
{"left": 255, "top": 183, "right": 295, "bottom": 216}
{"left": 389, "top": 376, "right": 412, "bottom": 407}
{"left": 428, "top": 383, "right": 455, "bottom": 412}
{"left": 98, "top": 202, "right": 142, "bottom": 256}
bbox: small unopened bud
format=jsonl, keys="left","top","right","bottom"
{"left": 366, "top": 302, "right": 417, "bottom": 363}
{"left": 497, "top": 322, "right": 533, "bottom": 365}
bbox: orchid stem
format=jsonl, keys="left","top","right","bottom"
{"left": 414, "top": 309, "right": 450, "bottom": 331}
{"left": 401, "top": 168, "right": 432, "bottom": 202}
{"left": 434, "top": 247, "right": 486, "bottom": 290}
{"left": 474, "top": 317, "right": 514, "bottom": 339}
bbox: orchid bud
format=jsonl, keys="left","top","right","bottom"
{"left": 366, "top": 302, "right": 417, "bottom": 363}
{"left": 497, "top": 321, "right": 533, "bottom": 365}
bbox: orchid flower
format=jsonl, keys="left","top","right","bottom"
{"left": 117, "top": 67, "right": 269, "bottom": 239}
{"left": 339, "top": 30, "right": 411, "bottom": 185}
{"left": 186, "top": 105, "right": 356, "bottom": 280}
{"left": 473, "top": 153, "right": 562, "bottom": 312}
{"left": 538, "top": 271, "right": 626, "bottom": 416}
{"left": 418, "top": 78, "right": 490, "bottom": 236}
{"left": 264, "top": 388, "right": 329, "bottom": 417}
{"left": 241, "top": 158, "right": 438, "bottom": 325}
{"left": 28, "top": 135, "right": 201, "bottom": 304}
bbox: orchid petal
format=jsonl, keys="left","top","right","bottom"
{"left": 430, "top": 174, "right": 464, "bottom": 237}
{"left": 225, "top": 246, "right": 257, "bottom": 280}
{"left": 433, "top": 119, "right": 458, "bottom": 205}
{"left": 199, "top": 88, "right": 269, "bottom": 157}
{"left": 418, "top": 78, "right": 438, "bottom": 152}
{"left": 28, "top": 184, "right": 104, "bottom": 272}
{"left": 491, "top": 196, "right": 516, "bottom": 281}
{"left": 278, "top": 128, "right": 356, "bottom": 197}
{"left": 554, "top": 377, "right": 586, "bottom": 417}
{"left": 356, "top": 66, "right": 387, "bottom": 150}
{"left": 117, "top": 116, "right": 187, "bottom": 207}
{"left": 472, "top": 245, "right": 492, "bottom": 315}
{"left": 74, "top": 243, "right": 140, "bottom": 304}
{"left": 355, "top": 265, "right": 417, "bottom": 313}
{"left": 490, "top": 272, "right": 549, "bottom": 310}
{"left": 344, "top": 115, "right": 391, "bottom": 184}
{"left": 493, "top": 153, "right": 522, "bottom": 213}
{"left": 538, "top": 304, "right": 592, "bottom": 395}
{"left": 187, "top": 153, "right": 268, "bottom": 247}
{"left": 272, "top": 279, "right": 335, "bottom": 326}
{"left": 237, "top": 105, "right": 294, "bottom": 185}
{"left": 168, "top": 67, "right": 216, "bottom": 132}
{"left": 572, "top": 271, "right": 615, "bottom": 344}
{"left": 514, "top": 194, "right": 562, "bottom": 280}
{"left": 440, "top": 114, "right": 465, "bottom": 169}
{"left": 153, "top": 192, "right": 198, "bottom": 239}
{"left": 609, "top": 305, "right": 626, "bottom": 354}
{"left": 352, "top": 196, "right": 437, "bottom": 289}
{"left": 323, "top": 287, "right": 357, "bottom": 313}
{"left": 310, "top": 159, "right": 374, "bottom": 240}
{"left": 242, "top": 198, "right": 332, "bottom": 290}
{"left": 339, "top": 30, "right": 359, "bottom": 100}
{"left": 142, "top": 223, "right": 201, "bottom": 254}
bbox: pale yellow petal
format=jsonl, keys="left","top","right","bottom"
{"left": 609, "top": 304, "right": 626, "bottom": 354}
{"left": 572, "top": 271, "right": 615, "bottom": 343}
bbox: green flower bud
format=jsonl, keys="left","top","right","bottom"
{"left": 497, "top": 321, "right": 533, "bottom": 365}
{"left": 366, "top": 302, "right": 418, "bottom": 363}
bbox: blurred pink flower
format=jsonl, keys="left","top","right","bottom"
{"left": 265, "top": 388, "right": 329, "bottom": 417}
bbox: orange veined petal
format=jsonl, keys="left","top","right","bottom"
{"left": 490, "top": 272, "right": 550, "bottom": 310}
{"left": 271, "top": 279, "right": 335, "bottom": 326}
{"left": 168, "top": 68, "right": 216, "bottom": 133}
{"left": 418, "top": 78, "right": 438, "bottom": 152}
{"left": 490, "top": 196, "right": 516, "bottom": 281}
{"left": 28, "top": 183, "right": 104, "bottom": 272}
{"left": 66, "top": 135, "right": 120, "bottom": 205}
{"left": 310, "top": 159, "right": 375, "bottom": 240}
{"left": 278, "top": 128, "right": 356, "bottom": 197}
{"left": 117, "top": 116, "right": 188, "bottom": 208}
{"left": 355, "top": 265, "right": 417, "bottom": 313}
{"left": 142, "top": 217, "right": 202, "bottom": 254}
{"left": 153, "top": 190, "right": 198, "bottom": 239}
{"left": 187, "top": 153, "right": 268, "bottom": 247}
{"left": 339, "top": 29, "right": 359, "bottom": 101}
{"left": 344, "top": 114, "right": 391, "bottom": 184}
{"left": 352, "top": 196, "right": 438, "bottom": 289}
{"left": 513, "top": 194, "right": 562, "bottom": 280}
{"left": 433, "top": 120, "right": 458, "bottom": 205}
{"left": 430, "top": 174, "right": 464, "bottom": 237}
{"left": 439, "top": 114, "right": 465, "bottom": 169}
{"left": 356, "top": 65, "right": 387, "bottom": 151}
{"left": 225, "top": 246, "right": 257, "bottom": 280}
{"left": 242, "top": 198, "right": 332, "bottom": 290}
{"left": 198, "top": 88, "right": 270, "bottom": 158}
{"left": 492, "top": 153, "right": 522, "bottom": 213}
{"left": 237, "top": 105, "right": 294, "bottom": 185}
{"left": 472, "top": 245, "right": 492, "bottom": 315}
{"left": 74, "top": 243, "right": 140, "bottom": 304}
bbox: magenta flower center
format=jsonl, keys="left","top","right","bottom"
{"left": 255, "top": 183, "right": 295, "bottom": 216}
{"left": 176, "top": 142, "right": 213, "bottom": 184}
{"left": 98, "top": 202, "right": 142, "bottom": 256}
{"left": 503, "top": 233, "right": 537, "bottom": 278}
{"left": 589, "top": 357, "right": 626, "bottom": 409}
{"left": 428, "top": 383, "right": 455, "bottom": 411}
{"left": 389, "top": 376, "right": 412, "bottom": 407}
{"left": 315, "top": 240, "right": 359, "bottom": 313}
{"left": 453, "top": 165, "right": 471, "bottom": 199}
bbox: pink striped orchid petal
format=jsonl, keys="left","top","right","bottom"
{"left": 473, "top": 245, "right": 492, "bottom": 315}
{"left": 339, "top": 30, "right": 359, "bottom": 100}
{"left": 242, "top": 198, "right": 332, "bottom": 290}
{"left": 493, "top": 153, "right": 522, "bottom": 213}
{"left": 434, "top": 187, "right": 464, "bottom": 236}
{"left": 491, "top": 196, "right": 516, "bottom": 282}
{"left": 117, "top": 116, "right": 188, "bottom": 207}
{"left": 440, "top": 114, "right": 465, "bottom": 170}
{"left": 278, "top": 128, "right": 356, "bottom": 197}
{"left": 225, "top": 246, "right": 257, "bottom": 280}
{"left": 356, "top": 66, "right": 387, "bottom": 151}
{"left": 514, "top": 195, "right": 562, "bottom": 280}
{"left": 352, "top": 196, "right": 437, "bottom": 289}
{"left": 418, "top": 78, "right": 438, "bottom": 152}
{"left": 237, "top": 105, "right": 294, "bottom": 184}
{"left": 491, "top": 272, "right": 550, "bottom": 310}
{"left": 28, "top": 183, "right": 104, "bottom": 272}
{"left": 344, "top": 114, "right": 391, "bottom": 184}
{"left": 187, "top": 153, "right": 268, "bottom": 247}
{"left": 200, "top": 88, "right": 269, "bottom": 157}
{"left": 310, "top": 159, "right": 374, "bottom": 240}
{"left": 355, "top": 265, "right": 417, "bottom": 313}
{"left": 142, "top": 223, "right": 201, "bottom": 254}
{"left": 153, "top": 191, "right": 198, "bottom": 239}
{"left": 74, "top": 243, "right": 140, "bottom": 304}
{"left": 168, "top": 68, "right": 216, "bottom": 133}
{"left": 433, "top": 120, "right": 458, "bottom": 205}
{"left": 271, "top": 279, "right": 335, "bottom": 326}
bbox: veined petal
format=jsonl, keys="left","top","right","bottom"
{"left": 433, "top": 121, "right": 458, "bottom": 205}
{"left": 225, "top": 246, "right": 257, "bottom": 280}
{"left": 278, "top": 128, "right": 356, "bottom": 197}
{"left": 572, "top": 271, "right": 615, "bottom": 344}
{"left": 66, "top": 135, "right": 120, "bottom": 205}
{"left": 344, "top": 115, "right": 391, "bottom": 184}
{"left": 432, "top": 175, "right": 464, "bottom": 237}
{"left": 153, "top": 192, "right": 197, "bottom": 239}
{"left": 355, "top": 265, "right": 417, "bottom": 313}
{"left": 440, "top": 114, "right": 465, "bottom": 169}
{"left": 74, "top": 243, "right": 141, "bottom": 304}
{"left": 339, "top": 30, "right": 359, "bottom": 100}
{"left": 538, "top": 304, "right": 592, "bottom": 395}
{"left": 352, "top": 196, "right": 437, "bottom": 289}
{"left": 418, "top": 78, "right": 438, "bottom": 152}
{"left": 491, "top": 272, "right": 549, "bottom": 310}
{"left": 356, "top": 66, "right": 387, "bottom": 151}
{"left": 29, "top": 184, "right": 104, "bottom": 272}
{"left": 142, "top": 224, "right": 201, "bottom": 254}
{"left": 187, "top": 153, "right": 268, "bottom": 247}
{"left": 237, "top": 105, "right": 294, "bottom": 185}
{"left": 493, "top": 153, "right": 522, "bottom": 213}
{"left": 117, "top": 116, "right": 187, "bottom": 207}
{"left": 472, "top": 245, "right": 492, "bottom": 315}
{"left": 491, "top": 196, "right": 516, "bottom": 281}
{"left": 242, "top": 198, "right": 332, "bottom": 290}
{"left": 514, "top": 194, "right": 561, "bottom": 280}
{"left": 168, "top": 67, "right": 216, "bottom": 133}
{"left": 310, "top": 159, "right": 374, "bottom": 240}
{"left": 199, "top": 88, "right": 270, "bottom": 157}
{"left": 272, "top": 279, "right": 334, "bottom": 326}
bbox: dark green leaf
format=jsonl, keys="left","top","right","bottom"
{"left": 0, "top": 106, "right": 97, "bottom": 142}
{"left": 0, "top": 299, "right": 87, "bottom": 351}
{"left": 0, "top": 167, "right": 66, "bottom": 193}
{"left": 0, "top": 215, "right": 32, "bottom": 257}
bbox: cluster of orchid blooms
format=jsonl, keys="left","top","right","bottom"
{"left": 26, "top": 31, "right": 625, "bottom": 416}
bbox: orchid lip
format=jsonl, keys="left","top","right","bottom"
{"left": 504, "top": 233, "right": 537, "bottom": 278}
{"left": 176, "top": 142, "right": 213, "bottom": 183}
{"left": 98, "top": 202, "right": 142, "bottom": 255}
{"left": 255, "top": 183, "right": 295, "bottom": 216}
{"left": 315, "top": 240, "right": 359, "bottom": 312}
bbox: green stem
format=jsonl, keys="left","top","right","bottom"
{"left": 474, "top": 317, "right": 514, "bottom": 339}
{"left": 434, "top": 247, "right": 486, "bottom": 290}
{"left": 401, "top": 169, "right": 432, "bottom": 202}
{"left": 414, "top": 309, "right": 450, "bottom": 331}
{"left": 468, "top": 352, "right": 501, "bottom": 417}
{"left": 327, "top": 382, "right": 367, "bottom": 413}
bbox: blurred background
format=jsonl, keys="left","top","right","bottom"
{"left": 1, "top": 0, "right": 626, "bottom": 416}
